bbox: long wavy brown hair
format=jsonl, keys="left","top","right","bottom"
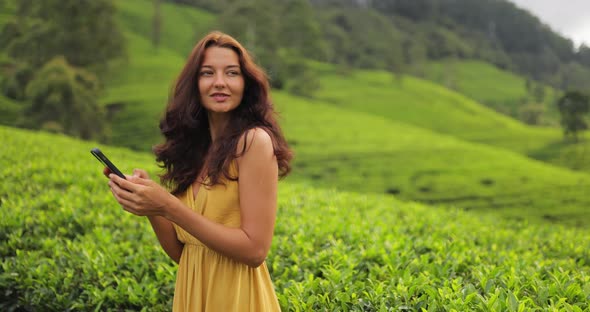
{"left": 153, "top": 31, "right": 292, "bottom": 195}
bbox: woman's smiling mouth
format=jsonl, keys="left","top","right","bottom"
{"left": 211, "top": 93, "right": 230, "bottom": 102}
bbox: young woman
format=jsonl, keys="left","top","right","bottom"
{"left": 106, "top": 31, "right": 292, "bottom": 311}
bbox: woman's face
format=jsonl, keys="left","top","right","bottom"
{"left": 198, "top": 46, "right": 245, "bottom": 115}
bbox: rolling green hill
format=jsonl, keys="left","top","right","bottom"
{"left": 1, "top": 125, "right": 590, "bottom": 310}
{"left": 93, "top": 0, "right": 590, "bottom": 225}
{"left": 417, "top": 60, "right": 560, "bottom": 124}
{"left": 313, "top": 65, "right": 590, "bottom": 172}
{"left": 274, "top": 92, "right": 590, "bottom": 226}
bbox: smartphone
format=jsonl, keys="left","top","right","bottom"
{"left": 90, "top": 147, "right": 126, "bottom": 179}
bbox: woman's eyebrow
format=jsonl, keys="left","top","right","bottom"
{"left": 200, "top": 64, "right": 240, "bottom": 69}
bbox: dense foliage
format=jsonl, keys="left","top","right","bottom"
{"left": 557, "top": 91, "right": 590, "bottom": 141}
{"left": 0, "top": 0, "right": 125, "bottom": 69}
{"left": 310, "top": 0, "right": 590, "bottom": 93}
{"left": 21, "top": 57, "right": 106, "bottom": 140}
{"left": 2, "top": 126, "right": 590, "bottom": 310}
{"left": 0, "top": 0, "right": 124, "bottom": 140}
{"left": 167, "top": 0, "right": 590, "bottom": 94}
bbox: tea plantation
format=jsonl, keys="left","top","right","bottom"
{"left": 2, "top": 126, "right": 589, "bottom": 310}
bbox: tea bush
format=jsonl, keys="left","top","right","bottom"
{"left": 1, "top": 126, "right": 589, "bottom": 311}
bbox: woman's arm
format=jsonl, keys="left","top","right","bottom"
{"left": 146, "top": 215, "right": 184, "bottom": 264}
{"left": 108, "top": 128, "right": 278, "bottom": 268}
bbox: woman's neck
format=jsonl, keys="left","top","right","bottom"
{"left": 207, "top": 112, "right": 230, "bottom": 143}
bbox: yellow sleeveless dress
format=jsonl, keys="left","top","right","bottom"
{"left": 172, "top": 161, "right": 281, "bottom": 311}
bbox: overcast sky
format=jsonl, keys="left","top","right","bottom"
{"left": 509, "top": 0, "right": 590, "bottom": 48}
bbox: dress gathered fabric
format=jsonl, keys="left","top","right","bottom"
{"left": 172, "top": 160, "right": 281, "bottom": 312}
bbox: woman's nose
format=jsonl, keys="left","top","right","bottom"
{"left": 214, "top": 74, "right": 226, "bottom": 88}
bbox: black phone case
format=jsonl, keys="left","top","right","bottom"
{"left": 90, "top": 148, "right": 126, "bottom": 179}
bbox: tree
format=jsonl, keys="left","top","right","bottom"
{"left": 23, "top": 56, "right": 106, "bottom": 140}
{"left": 577, "top": 44, "right": 590, "bottom": 67}
{"left": 216, "top": 0, "right": 282, "bottom": 85}
{"left": 532, "top": 83, "right": 545, "bottom": 103}
{"left": 152, "top": 0, "right": 162, "bottom": 49}
{"left": 1, "top": 0, "right": 125, "bottom": 71}
{"left": 519, "top": 103, "right": 545, "bottom": 125}
{"left": 0, "top": 61, "right": 34, "bottom": 101}
{"left": 216, "top": 0, "right": 324, "bottom": 96}
{"left": 278, "top": 0, "right": 326, "bottom": 61}
{"left": 557, "top": 91, "right": 590, "bottom": 141}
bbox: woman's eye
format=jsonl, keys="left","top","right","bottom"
{"left": 200, "top": 71, "right": 213, "bottom": 76}
{"left": 227, "top": 71, "right": 240, "bottom": 76}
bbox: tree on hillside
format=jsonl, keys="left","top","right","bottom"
{"left": 0, "top": 0, "right": 123, "bottom": 140}
{"left": 164, "top": 0, "right": 220, "bottom": 12}
{"left": 216, "top": 0, "right": 324, "bottom": 97}
{"left": 319, "top": 8, "right": 404, "bottom": 70}
{"left": 276, "top": 0, "right": 326, "bottom": 95}
{"left": 519, "top": 103, "right": 545, "bottom": 126}
{"left": 22, "top": 57, "right": 106, "bottom": 140}
{"left": 557, "top": 91, "right": 590, "bottom": 141}
{"left": 0, "top": 62, "right": 33, "bottom": 102}
{"left": 278, "top": 0, "right": 326, "bottom": 61}
{"left": 152, "top": 0, "right": 162, "bottom": 49}
{"left": 577, "top": 44, "right": 590, "bottom": 68}
{"left": 0, "top": 0, "right": 125, "bottom": 71}
{"left": 216, "top": 0, "right": 282, "bottom": 84}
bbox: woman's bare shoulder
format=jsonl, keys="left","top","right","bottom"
{"left": 237, "top": 127, "right": 273, "bottom": 155}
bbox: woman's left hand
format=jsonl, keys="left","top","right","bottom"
{"left": 108, "top": 169, "right": 176, "bottom": 217}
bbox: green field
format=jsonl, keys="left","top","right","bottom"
{"left": 275, "top": 92, "right": 590, "bottom": 226}
{"left": 2, "top": 126, "right": 590, "bottom": 311}
{"left": 417, "top": 60, "right": 560, "bottom": 123}
{"left": 312, "top": 66, "right": 590, "bottom": 172}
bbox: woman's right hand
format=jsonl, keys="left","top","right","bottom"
{"left": 103, "top": 168, "right": 150, "bottom": 180}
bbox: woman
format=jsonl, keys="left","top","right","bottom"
{"left": 106, "top": 31, "right": 292, "bottom": 311}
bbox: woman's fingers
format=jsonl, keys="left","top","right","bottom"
{"left": 110, "top": 184, "right": 133, "bottom": 206}
{"left": 133, "top": 168, "right": 150, "bottom": 179}
{"left": 109, "top": 180, "right": 138, "bottom": 202}
{"left": 109, "top": 174, "right": 140, "bottom": 192}
{"left": 110, "top": 183, "right": 142, "bottom": 215}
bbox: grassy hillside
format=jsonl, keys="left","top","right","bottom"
{"left": 314, "top": 66, "right": 590, "bottom": 172}
{"left": 115, "top": 0, "right": 216, "bottom": 59}
{"left": 274, "top": 92, "right": 590, "bottom": 226}
{"left": 2, "top": 125, "right": 590, "bottom": 310}
{"left": 417, "top": 60, "right": 560, "bottom": 124}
